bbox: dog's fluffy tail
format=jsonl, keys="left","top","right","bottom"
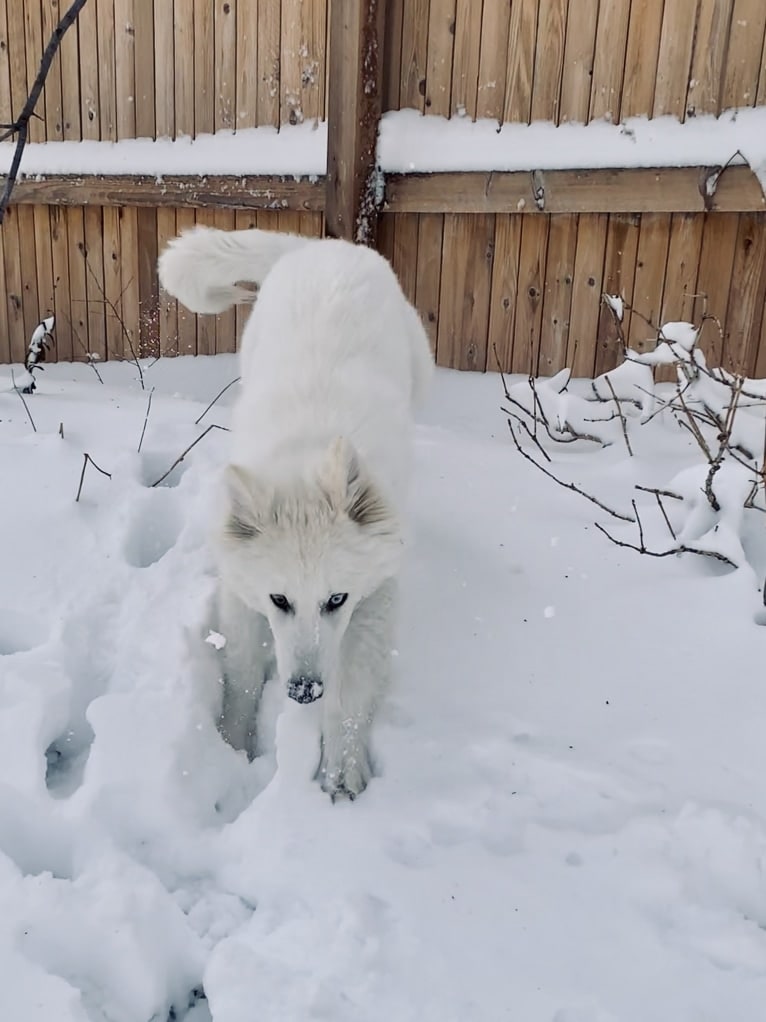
{"left": 157, "top": 225, "right": 310, "bottom": 314}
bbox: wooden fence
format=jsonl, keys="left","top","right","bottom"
{"left": 1, "top": 0, "right": 766, "bottom": 377}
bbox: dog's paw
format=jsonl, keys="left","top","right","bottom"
{"left": 318, "top": 746, "right": 372, "bottom": 801}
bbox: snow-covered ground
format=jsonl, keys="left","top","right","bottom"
{"left": 1, "top": 356, "right": 766, "bottom": 1022}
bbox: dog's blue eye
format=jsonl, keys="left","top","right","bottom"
{"left": 270, "top": 594, "right": 293, "bottom": 613}
{"left": 325, "top": 593, "right": 348, "bottom": 612}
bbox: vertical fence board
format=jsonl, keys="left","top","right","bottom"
{"left": 114, "top": 0, "right": 136, "bottom": 139}
{"left": 137, "top": 207, "right": 159, "bottom": 357}
{"left": 539, "top": 213, "right": 577, "bottom": 373}
{"left": 694, "top": 213, "right": 739, "bottom": 365}
{"left": 476, "top": 0, "right": 511, "bottom": 121}
{"left": 724, "top": 213, "right": 766, "bottom": 374}
{"left": 102, "top": 205, "right": 123, "bottom": 359}
{"left": 589, "top": 0, "right": 630, "bottom": 121}
{"left": 22, "top": 0, "right": 45, "bottom": 142}
{"left": 425, "top": 0, "right": 457, "bottom": 115}
{"left": 661, "top": 213, "right": 705, "bottom": 326}
{"left": 487, "top": 214, "right": 522, "bottom": 372}
{"left": 155, "top": 0, "right": 175, "bottom": 137}
{"left": 236, "top": 0, "right": 258, "bottom": 128}
{"left": 77, "top": 0, "right": 100, "bottom": 138}
{"left": 33, "top": 206, "right": 54, "bottom": 332}
{"left": 721, "top": 0, "right": 766, "bottom": 108}
{"left": 399, "top": 0, "right": 430, "bottom": 111}
{"left": 16, "top": 206, "right": 39, "bottom": 360}
{"left": 174, "top": 0, "right": 195, "bottom": 136}
{"left": 4, "top": 208, "right": 26, "bottom": 364}
{"left": 96, "top": 0, "right": 116, "bottom": 140}
{"left": 301, "top": 0, "right": 327, "bottom": 120}
{"left": 653, "top": 0, "right": 701, "bottom": 119}
{"left": 257, "top": 0, "right": 280, "bottom": 125}
{"left": 84, "top": 205, "right": 107, "bottom": 362}
{"left": 5, "top": 0, "right": 28, "bottom": 132}
{"left": 531, "top": 0, "right": 568, "bottom": 124}
{"left": 595, "top": 214, "right": 640, "bottom": 376}
{"left": 451, "top": 0, "right": 482, "bottom": 119}
{"left": 174, "top": 207, "right": 198, "bottom": 355}
{"left": 66, "top": 207, "right": 88, "bottom": 363}
{"left": 212, "top": 208, "right": 237, "bottom": 353}
{"left": 119, "top": 207, "right": 140, "bottom": 362}
{"left": 194, "top": 0, "right": 215, "bottom": 133}
{"left": 413, "top": 213, "right": 442, "bottom": 353}
{"left": 280, "top": 0, "right": 302, "bottom": 124}
{"left": 559, "top": 0, "right": 599, "bottom": 123}
{"left": 392, "top": 214, "right": 419, "bottom": 305}
{"left": 514, "top": 215, "right": 550, "bottom": 375}
{"left": 437, "top": 213, "right": 494, "bottom": 371}
{"left": 504, "top": 0, "right": 539, "bottom": 124}
{"left": 49, "top": 206, "right": 72, "bottom": 363}
{"left": 687, "top": 0, "right": 735, "bottom": 118}
{"left": 156, "top": 208, "right": 178, "bottom": 355}
{"left": 627, "top": 213, "right": 672, "bottom": 353}
{"left": 0, "top": 216, "right": 8, "bottom": 363}
{"left": 620, "top": 0, "right": 665, "bottom": 119}
{"left": 215, "top": 0, "right": 236, "bottom": 130}
{"left": 567, "top": 213, "right": 607, "bottom": 378}
{"left": 383, "top": 0, "right": 404, "bottom": 110}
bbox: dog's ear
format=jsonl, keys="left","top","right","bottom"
{"left": 320, "top": 437, "right": 391, "bottom": 528}
{"left": 223, "top": 464, "right": 263, "bottom": 539}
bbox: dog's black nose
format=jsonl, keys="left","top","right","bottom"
{"left": 287, "top": 675, "right": 324, "bottom": 704}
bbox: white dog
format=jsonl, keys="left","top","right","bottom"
{"left": 158, "top": 227, "right": 433, "bottom": 798}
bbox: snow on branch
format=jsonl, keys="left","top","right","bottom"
{"left": 504, "top": 295, "right": 766, "bottom": 586}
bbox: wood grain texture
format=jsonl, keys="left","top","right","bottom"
{"left": 437, "top": 213, "right": 494, "bottom": 371}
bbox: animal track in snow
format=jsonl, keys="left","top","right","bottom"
{"left": 124, "top": 492, "right": 183, "bottom": 568}
{"left": 139, "top": 449, "right": 189, "bottom": 488}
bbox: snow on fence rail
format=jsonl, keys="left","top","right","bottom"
{"left": 0, "top": 0, "right": 765, "bottom": 377}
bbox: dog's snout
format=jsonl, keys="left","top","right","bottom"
{"left": 287, "top": 675, "right": 325, "bottom": 704}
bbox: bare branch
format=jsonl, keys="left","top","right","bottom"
{"left": 84, "top": 262, "right": 144, "bottom": 389}
{"left": 594, "top": 522, "right": 737, "bottom": 568}
{"left": 507, "top": 410, "right": 551, "bottom": 463}
{"left": 603, "top": 375, "right": 633, "bottom": 456}
{"left": 195, "top": 377, "right": 241, "bottom": 426}
{"left": 507, "top": 417, "right": 634, "bottom": 522}
{"left": 151, "top": 423, "right": 229, "bottom": 487}
{"left": 0, "top": 0, "right": 88, "bottom": 221}
{"left": 634, "top": 485, "right": 684, "bottom": 501}
{"left": 137, "top": 387, "right": 155, "bottom": 453}
{"left": 75, "top": 452, "right": 112, "bottom": 503}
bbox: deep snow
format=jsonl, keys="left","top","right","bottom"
{"left": 1, "top": 357, "right": 766, "bottom": 1022}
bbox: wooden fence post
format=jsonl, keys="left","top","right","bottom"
{"left": 325, "top": 0, "right": 387, "bottom": 245}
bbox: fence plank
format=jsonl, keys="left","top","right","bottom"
{"left": 451, "top": 0, "right": 482, "bottom": 119}
{"left": 392, "top": 214, "right": 419, "bottom": 304}
{"left": 653, "top": 0, "right": 700, "bottom": 119}
{"left": 66, "top": 207, "right": 88, "bottom": 363}
{"left": 627, "top": 213, "right": 672, "bottom": 353}
{"left": 415, "top": 212, "right": 444, "bottom": 354}
{"left": 22, "top": 0, "right": 45, "bottom": 142}
{"left": 236, "top": 0, "right": 258, "bottom": 129}
{"left": 567, "top": 213, "right": 607, "bottom": 377}
{"left": 77, "top": 0, "right": 100, "bottom": 139}
{"left": 437, "top": 213, "right": 494, "bottom": 371}
{"left": 96, "top": 0, "right": 116, "bottom": 140}
{"left": 194, "top": 0, "right": 215, "bottom": 133}
{"left": 514, "top": 215, "right": 550, "bottom": 375}
{"left": 214, "top": 207, "right": 237, "bottom": 353}
{"left": 257, "top": 0, "right": 280, "bottom": 126}
{"left": 504, "top": 0, "right": 539, "bottom": 124}
{"left": 84, "top": 206, "right": 107, "bottom": 362}
{"left": 0, "top": 215, "right": 8, "bottom": 363}
{"left": 620, "top": 0, "right": 665, "bottom": 119}
{"left": 215, "top": 0, "right": 237, "bottom": 130}
{"left": 399, "top": 0, "right": 430, "bottom": 111}
{"left": 558, "top": 0, "right": 599, "bottom": 124}
{"left": 694, "top": 213, "right": 739, "bottom": 365}
{"left": 595, "top": 213, "right": 640, "bottom": 375}
{"left": 589, "top": 0, "right": 630, "bottom": 122}
{"left": 721, "top": 0, "right": 766, "bottom": 109}
{"left": 33, "top": 207, "right": 55, "bottom": 333}
{"left": 281, "top": 0, "right": 301, "bottom": 124}
{"left": 50, "top": 206, "right": 73, "bottom": 362}
{"left": 425, "top": 0, "right": 457, "bottom": 115}
{"left": 531, "top": 0, "right": 569, "bottom": 124}
{"left": 0, "top": 3, "right": 12, "bottom": 138}
{"left": 174, "top": 0, "right": 195, "bottom": 136}
{"left": 3, "top": 208, "right": 27, "bottom": 364}
{"left": 114, "top": 0, "right": 136, "bottom": 139}
{"left": 539, "top": 213, "right": 578, "bottom": 373}
{"left": 102, "top": 205, "right": 123, "bottom": 359}
{"left": 17, "top": 206, "right": 39, "bottom": 360}
{"left": 301, "top": 0, "right": 327, "bottom": 120}
{"left": 487, "top": 214, "right": 522, "bottom": 372}
{"left": 686, "top": 0, "right": 735, "bottom": 118}
{"left": 119, "top": 207, "right": 140, "bottom": 362}
{"left": 5, "top": 0, "right": 28, "bottom": 134}
{"left": 156, "top": 208, "right": 178, "bottom": 355}
{"left": 137, "top": 207, "right": 159, "bottom": 358}
{"left": 660, "top": 213, "right": 705, "bottom": 326}
{"left": 724, "top": 213, "right": 766, "bottom": 374}
{"left": 155, "top": 0, "right": 175, "bottom": 137}
{"left": 476, "top": 0, "right": 511, "bottom": 121}
{"left": 174, "top": 207, "right": 198, "bottom": 356}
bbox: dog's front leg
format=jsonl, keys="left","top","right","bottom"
{"left": 318, "top": 579, "right": 396, "bottom": 799}
{"left": 217, "top": 587, "right": 274, "bottom": 758}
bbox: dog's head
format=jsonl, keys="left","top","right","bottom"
{"left": 217, "top": 438, "right": 402, "bottom": 703}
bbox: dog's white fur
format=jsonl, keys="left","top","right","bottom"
{"left": 158, "top": 226, "right": 433, "bottom": 797}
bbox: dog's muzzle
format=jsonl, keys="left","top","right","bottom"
{"left": 287, "top": 675, "right": 325, "bottom": 704}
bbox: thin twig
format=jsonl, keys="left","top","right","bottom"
{"left": 632, "top": 500, "right": 645, "bottom": 549}
{"left": 10, "top": 369, "right": 36, "bottom": 431}
{"left": 85, "top": 263, "right": 144, "bottom": 389}
{"left": 594, "top": 521, "right": 737, "bottom": 568}
{"left": 507, "top": 418, "right": 634, "bottom": 522}
{"left": 507, "top": 409, "right": 551, "bottom": 463}
{"left": 75, "top": 452, "right": 112, "bottom": 502}
{"left": 151, "top": 423, "right": 229, "bottom": 487}
{"left": 634, "top": 485, "right": 684, "bottom": 501}
{"left": 195, "top": 377, "right": 240, "bottom": 425}
{"left": 137, "top": 386, "right": 155, "bottom": 453}
{"left": 0, "top": 0, "right": 88, "bottom": 221}
{"left": 604, "top": 375, "right": 633, "bottom": 456}
{"left": 654, "top": 492, "right": 677, "bottom": 540}
{"left": 492, "top": 342, "right": 512, "bottom": 402}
